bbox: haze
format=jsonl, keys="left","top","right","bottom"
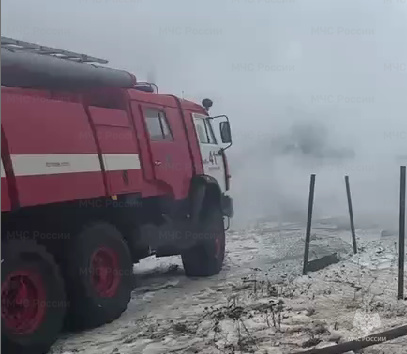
{"left": 3, "top": 0, "right": 407, "bottom": 229}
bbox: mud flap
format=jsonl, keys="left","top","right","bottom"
{"left": 190, "top": 184, "right": 206, "bottom": 224}
{"left": 221, "top": 194, "right": 233, "bottom": 218}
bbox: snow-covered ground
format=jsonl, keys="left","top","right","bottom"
{"left": 50, "top": 217, "right": 407, "bottom": 354}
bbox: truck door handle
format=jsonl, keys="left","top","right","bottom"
{"left": 154, "top": 160, "right": 162, "bottom": 166}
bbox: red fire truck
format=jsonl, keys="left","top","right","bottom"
{"left": 1, "top": 37, "right": 233, "bottom": 354}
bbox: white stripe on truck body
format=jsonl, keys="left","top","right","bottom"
{"left": 1, "top": 154, "right": 141, "bottom": 177}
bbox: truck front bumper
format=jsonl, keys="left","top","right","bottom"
{"left": 221, "top": 194, "right": 234, "bottom": 218}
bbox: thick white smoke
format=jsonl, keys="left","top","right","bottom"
{"left": 229, "top": 103, "right": 404, "bottom": 231}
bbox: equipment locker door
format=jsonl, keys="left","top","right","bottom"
{"left": 87, "top": 106, "right": 142, "bottom": 195}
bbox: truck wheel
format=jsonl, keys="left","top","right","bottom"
{"left": 182, "top": 205, "right": 225, "bottom": 276}
{"left": 1, "top": 240, "right": 66, "bottom": 354}
{"left": 63, "top": 222, "right": 133, "bottom": 330}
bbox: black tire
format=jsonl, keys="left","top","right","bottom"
{"left": 181, "top": 204, "right": 225, "bottom": 276}
{"left": 62, "top": 222, "right": 133, "bottom": 330}
{"left": 1, "top": 240, "right": 67, "bottom": 354}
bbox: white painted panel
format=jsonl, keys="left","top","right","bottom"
{"left": 11, "top": 154, "right": 101, "bottom": 176}
{"left": 102, "top": 154, "right": 141, "bottom": 171}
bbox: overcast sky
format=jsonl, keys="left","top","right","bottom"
{"left": 3, "top": 0, "right": 407, "bottom": 225}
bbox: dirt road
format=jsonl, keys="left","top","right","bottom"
{"left": 50, "top": 218, "right": 406, "bottom": 354}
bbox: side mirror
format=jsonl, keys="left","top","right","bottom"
{"left": 220, "top": 121, "right": 232, "bottom": 144}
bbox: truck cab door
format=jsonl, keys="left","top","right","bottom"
{"left": 191, "top": 113, "right": 226, "bottom": 192}
{"left": 140, "top": 105, "right": 193, "bottom": 199}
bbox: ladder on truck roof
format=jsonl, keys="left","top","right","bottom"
{"left": 1, "top": 36, "right": 109, "bottom": 64}
{"left": 1, "top": 36, "right": 138, "bottom": 89}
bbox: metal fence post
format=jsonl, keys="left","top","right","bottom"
{"left": 398, "top": 166, "right": 406, "bottom": 300}
{"left": 303, "top": 174, "right": 316, "bottom": 275}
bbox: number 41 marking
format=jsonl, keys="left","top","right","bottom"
{"left": 209, "top": 151, "right": 218, "bottom": 165}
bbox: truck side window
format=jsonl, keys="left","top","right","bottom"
{"left": 204, "top": 118, "right": 217, "bottom": 144}
{"left": 195, "top": 118, "right": 209, "bottom": 143}
{"left": 144, "top": 109, "right": 173, "bottom": 141}
{"left": 194, "top": 117, "right": 217, "bottom": 144}
{"left": 159, "top": 112, "right": 172, "bottom": 140}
